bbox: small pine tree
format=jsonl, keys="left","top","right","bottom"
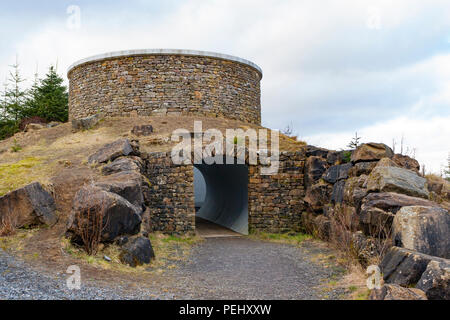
{"left": 5, "top": 57, "right": 27, "bottom": 121}
{"left": 445, "top": 153, "right": 450, "bottom": 182}
{"left": 28, "top": 65, "right": 68, "bottom": 122}
{"left": 347, "top": 132, "right": 361, "bottom": 150}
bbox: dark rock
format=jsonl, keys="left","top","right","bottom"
{"left": 67, "top": 186, "right": 142, "bottom": 243}
{"left": 349, "top": 161, "right": 377, "bottom": 177}
{"left": 343, "top": 175, "right": 368, "bottom": 207}
{"left": 305, "top": 156, "right": 328, "bottom": 187}
{"left": 119, "top": 236, "right": 155, "bottom": 267}
{"left": 366, "top": 166, "right": 429, "bottom": 199}
{"left": 359, "top": 207, "right": 394, "bottom": 237}
{"left": 331, "top": 180, "right": 346, "bottom": 204}
{"left": 369, "top": 284, "right": 427, "bottom": 300}
{"left": 322, "top": 163, "right": 353, "bottom": 184}
{"left": 95, "top": 171, "right": 147, "bottom": 210}
{"left": 101, "top": 156, "right": 144, "bottom": 175}
{"left": 416, "top": 260, "right": 450, "bottom": 300}
{"left": 72, "top": 113, "right": 103, "bottom": 131}
{"left": 393, "top": 206, "right": 450, "bottom": 258}
{"left": 351, "top": 143, "right": 394, "bottom": 163}
{"left": 392, "top": 154, "right": 420, "bottom": 172}
{"left": 360, "top": 192, "right": 439, "bottom": 215}
{"left": 88, "top": 139, "right": 137, "bottom": 164}
{"left": 380, "top": 246, "right": 448, "bottom": 286}
{"left": 352, "top": 231, "right": 379, "bottom": 262}
{"left": 305, "top": 145, "right": 329, "bottom": 158}
{"left": 131, "top": 125, "right": 154, "bottom": 136}
{"left": 0, "top": 182, "right": 58, "bottom": 228}
{"left": 304, "top": 183, "right": 333, "bottom": 212}
{"left": 115, "top": 236, "right": 129, "bottom": 246}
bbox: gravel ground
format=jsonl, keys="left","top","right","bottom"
{"left": 0, "top": 249, "right": 169, "bottom": 300}
{"left": 0, "top": 238, "right": 346, "bottom": 300}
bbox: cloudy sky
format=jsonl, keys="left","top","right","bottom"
{"left": 1, "top": 0, "right": 449, "bottom": 173}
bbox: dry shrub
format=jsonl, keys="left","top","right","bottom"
{"left": 329, "top": 204, "right": 393, "bottom": 267}
{"left": 0, "top": 205, "right": 17, "bottom": 237}
{"left": 73, "top": 188, "right": 109, "bottom": 256}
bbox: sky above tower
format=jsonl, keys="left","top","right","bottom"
{"left": 1, "top": 0, "right": 449, "bottom": 173}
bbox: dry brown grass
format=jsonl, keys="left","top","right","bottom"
{"left": 0, "top": 209, "right": 17, "bottom": 237}
{"left": 327, "top": 204, "right": 392, "bottom": 268}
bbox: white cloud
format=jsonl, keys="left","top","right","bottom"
{"left": 304, "top": 115, "right": 450, "bottom": 174}
{"left": 0, "top": 0, "right": 449, "bottom": 172}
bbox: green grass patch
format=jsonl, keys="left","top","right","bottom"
{"left": 249, "top": 231, "right": 312, "bottom": 245}
{"left": 60, "top": 233, "right": 203, "bottom": 274}
{"left": 0, "top": 157, "right": 50, "bottom": 196}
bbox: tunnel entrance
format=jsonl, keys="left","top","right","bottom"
{"left": 194, "top": 160, "right": 249, "bottom": 236}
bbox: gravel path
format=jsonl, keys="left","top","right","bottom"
{"left": 0, "top": 238, "right": 346, "bottom": 300}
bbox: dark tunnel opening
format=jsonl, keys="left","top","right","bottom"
{"left": 194, "top": 159, "right": 249, "bottom": 235}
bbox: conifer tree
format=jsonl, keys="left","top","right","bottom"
{"left": 29, "top": 65, "right": 68, "bottom": 122}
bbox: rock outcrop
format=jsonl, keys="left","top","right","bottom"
{"left": 72, "top": 113, "right": 103, "bottom": 131}
{"left": 101, "top": 156, "right": 144, "bottom": 175}
{"left": 416, "top": 260, "right": 450, "bottom": 300}
{"left": 393, "top": 206, "right": 450, "bottom": 258}
{"left": 351, "top": 143, "right": 394, "bottom": 163}
{"left": 366, "top": 165, "right": 429, "bottom": 199}
{"left": 0, "top": 182, "right": 58, "bottom": 228}
{"left": 119, "top": 236, "right": 155, "bottom": 267}
{"left": 369, "top": 284, "right": 427, "bottom": 300}
{"left": 88, "top": 139, "right": 138, "bottom": 164}
{"left": 67, "top": 185, "right": 142, "bottom": 243}
{"left": 94, "top": 171, "right": 147, "bottom": 211}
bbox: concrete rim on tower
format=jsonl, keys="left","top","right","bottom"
{"left": 67, "top": 49, "right": 263, "bottom": 79}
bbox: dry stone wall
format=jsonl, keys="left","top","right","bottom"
{"left": 141, "top": 151, "right": 306, "bottom": 234}
{"left": 248, "top": 151, "right": 306, "bottom": 233}
{"left": 68, "top": 50, "right": 262, "bottom": 124}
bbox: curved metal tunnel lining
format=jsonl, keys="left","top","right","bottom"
{"left": 194, "top": 162, "right": 249, "bottom": 235}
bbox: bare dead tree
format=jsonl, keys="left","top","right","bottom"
{"left": 0, "top": 199, "right": 17, "bottom": 237}
{"left": 74, "top": 190, "right": 109, "bottom": 255}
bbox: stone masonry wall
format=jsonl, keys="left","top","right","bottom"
{"left": 142, "top": 152, "right": 195, "bottom": 234}
{"left": 141, "top": 150, "right": 306, "bottom": 234}
{"left": 248, "top": 151, "right": 306, "bottom": 233}
{"left": 68, "top": 53, "right": 262, "bottom": 124}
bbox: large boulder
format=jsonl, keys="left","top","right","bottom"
{"left": 101, "top": 156, "right": 144, "bottom": 175}
{"left": 416, "top": 260, "right": 450, "bottom": 300}
{"left": 67, "top": 186, "right": 142, "bottom": 243}
{"left": 343, "top": 175, "right": 368, "bottom": 207}
{"left": 359, "top": 193, "right": 440, "bottom": 237}
{"left": 305, "top": 145, "right": 329, "bottom": 158}
{"left": 88, "top": 139, "right": 138, "bottom": 164}
{"left": 392, "top": 154, "right": 420, "bottom": 172}
{"left": 94, "top": 171, "right": 147, "bottom": 210}
{"left": 322, "top": 163, "right": 352, "bottom": 184}
{"left": 331, "top": 180, "right": 346, "bottom": 204}
{"left": 380, "top": 246, "right": 448, "bottom": 287}
{"left": 369, "top": 284, "right": 427, "bottom": 300}
{"left": 119, "top": 236, "right": 155, "bottom": 267}
{"left": 304, "top": 156, "right": 328, "bottom": 187}
{"left": 366, "top": 166, "right": 429, "bottom": 199}
{"left": 351, "top": 143, "right": 394, "bottom": 163}
{"left": 359, "top": 207, "right": 394, "bottom": 237}
{"left": 393, "top": 206, "right": 450, "bottom": 258}
{"left": 360, "top": 192, "right": 439, "bottom": 214}
{"left": 0, "top": 182, "right": 58, "bottom": 228}
{"left": 304, "top": 182, "right": 333, "bottom": 212}
{"left": 349, "top": 161, "right": 377, "bottom": 177}
{"left": 72, "top": 113, "right": 103, "bottom": 131}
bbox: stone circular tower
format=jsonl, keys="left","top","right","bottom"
{"left": 67, "top": 49, "right": 263, "bottom": 124}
